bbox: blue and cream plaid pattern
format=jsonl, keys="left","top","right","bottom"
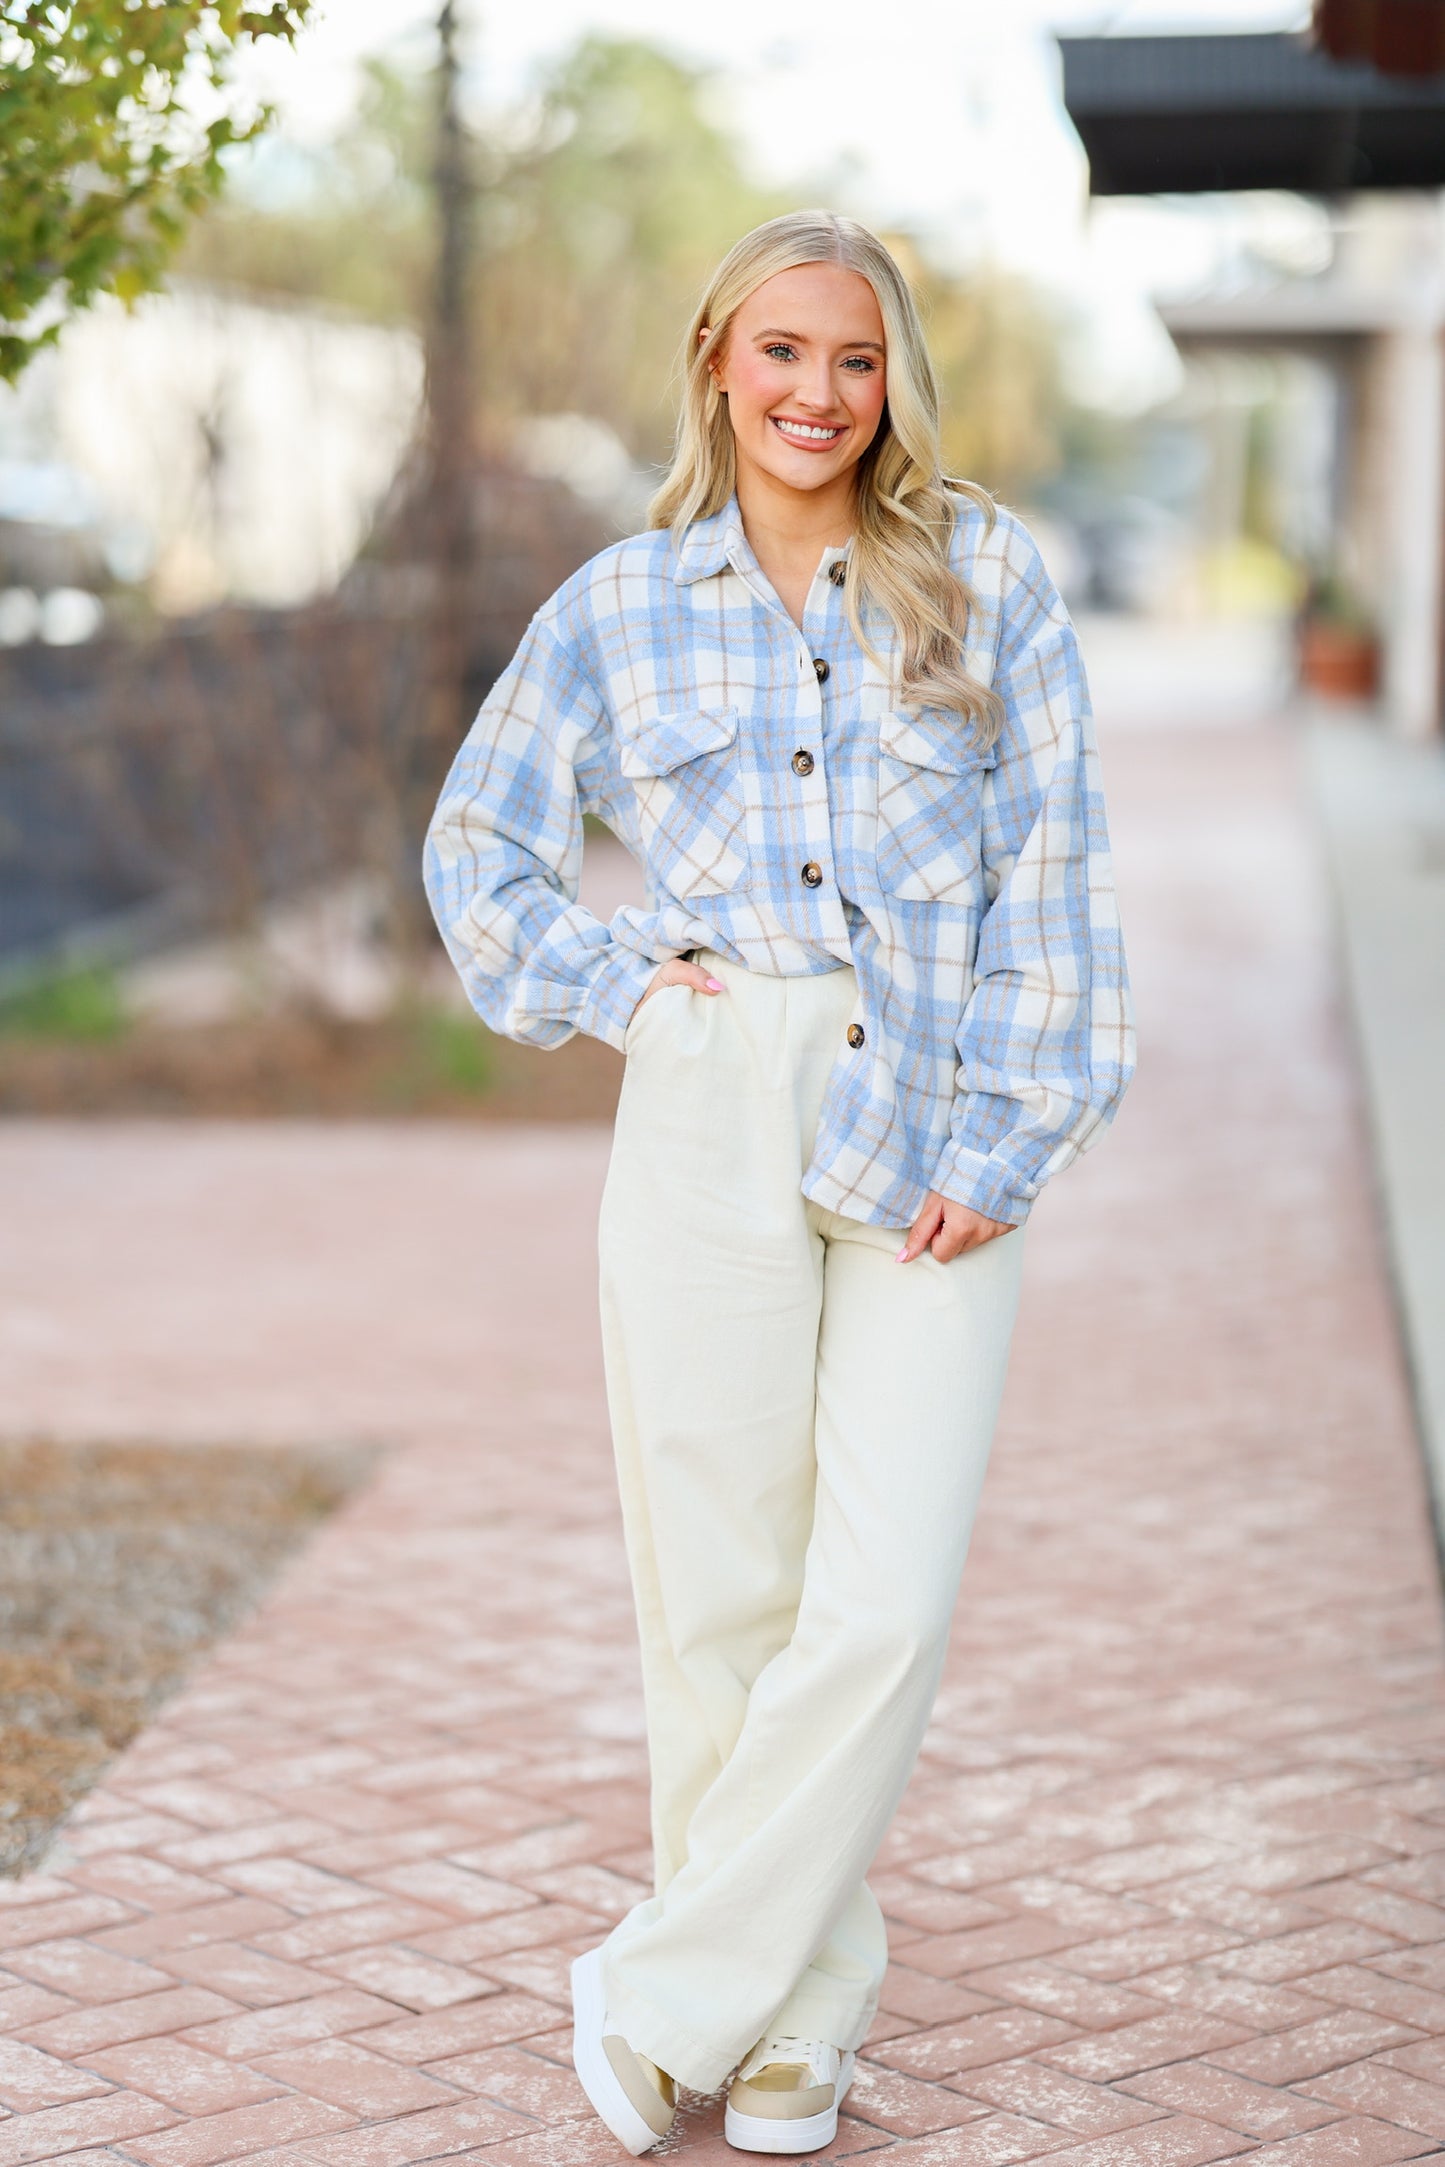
{"left": 424, "top": 493, "right": 1134, "bottom": 1227}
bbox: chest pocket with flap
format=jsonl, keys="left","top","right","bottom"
{"left": 618, "top": 704, "right": 750, "bottom": 898}
{"left": 875, "top": 708, "right": 991, "bottom": 905}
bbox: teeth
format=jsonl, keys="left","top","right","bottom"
{"left": 774, "top": 419, "right": 840, "bottom": 441}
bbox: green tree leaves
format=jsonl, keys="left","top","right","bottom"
{"left": 0, "top": 2, "right": 314, "bottom": 381}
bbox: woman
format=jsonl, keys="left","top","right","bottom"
{"left": 424, "top": 209, "right": 1133, "bottom": 2156}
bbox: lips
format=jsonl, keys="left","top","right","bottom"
{"left": 771, "top": 415, "right": 844, "bottom": 446}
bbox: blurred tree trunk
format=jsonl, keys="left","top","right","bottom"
{"left": 396, "top": 0, "right": 477, "bottom": 964}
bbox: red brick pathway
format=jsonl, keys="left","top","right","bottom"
{"left": 3, "top": 720, "right": 1445, "bottom": 2164}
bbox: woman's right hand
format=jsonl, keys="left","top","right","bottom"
{"left": 630, "top": 954, "right": 726, "bottom": 1020}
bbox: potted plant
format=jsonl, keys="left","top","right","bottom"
{"left": 1296, "top": 569, "right": 1381, "bottom": 700}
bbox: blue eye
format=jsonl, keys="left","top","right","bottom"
{"left": 842, "top": 355, "right": 877, "bottom": 373}
{"left": 763, "top": 343, "right": 796, "bottom": 362}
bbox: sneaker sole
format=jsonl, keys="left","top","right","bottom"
{"left": 724, "top": 2051, "right": 856, "bottom": 2154}
{"left": 569, "top": 1946, "right": 671, "bottom": 2157}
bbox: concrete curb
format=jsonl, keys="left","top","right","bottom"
{"left": 1304, "top": 706, "right": 1445, "bottom": 1570}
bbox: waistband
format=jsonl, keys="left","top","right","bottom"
{"left": 685, "top": 947, "right": 856, "bottom": 989}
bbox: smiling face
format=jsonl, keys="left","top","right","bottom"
{"left": 705, "top": 261, "right": 888, "bottom": 505}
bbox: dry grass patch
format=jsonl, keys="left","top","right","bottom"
{"left": 0, "top": 1438, "right": 376, "bottom": 1876}
{"left": 0, "top": 1005, "right": 623, "bottom": 1119}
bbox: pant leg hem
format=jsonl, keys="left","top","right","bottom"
{"left": 600, "top": 1975, "right": 741, "bottom": 2094}
{"left": 766, "top": 1983, "right": 879, "bottom": 2056}
{"left": 599, "top": 1975, "right": 880, "bottom": 2092}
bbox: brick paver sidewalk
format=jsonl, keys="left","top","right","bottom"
{"left": 3, "top": 720, "right": 1445, "bottom": 2165}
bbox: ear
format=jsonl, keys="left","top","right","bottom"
{"left": 699, "top": 323, "right": 726, "bottom": 395}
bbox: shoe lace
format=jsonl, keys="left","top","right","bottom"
{"left": 739, "top": 2033, "right": 837, "bottom": 2087}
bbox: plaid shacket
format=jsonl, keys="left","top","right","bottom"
{"left": 424, "top": 491, "right": 1134, "bottom": 1228}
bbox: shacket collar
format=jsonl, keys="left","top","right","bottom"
{"left": 671, "top": 494, "right": 852, "bottom": 588}
{"left": 671, "top": 497, "right": 746, "bottom": 585}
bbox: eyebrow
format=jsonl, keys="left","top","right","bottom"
{"left": 753, "top": 327, "right": 886, "bottom": 353}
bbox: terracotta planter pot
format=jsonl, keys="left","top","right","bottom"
{"left": 1314, "top": 0, "right": 1374, "bottom": 58}
{"left": 1375, "top": 0, "right": 1445, "bottom": 74}
{"left": 1298, "top": 618, "right": 1381, "bottom": 699}
{"left": 1314, "top": 0, "right": 1445, "bottom": 73}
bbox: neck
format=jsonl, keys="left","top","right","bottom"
{"left": 733, "top": 460, "right": 855, "bottom": 560}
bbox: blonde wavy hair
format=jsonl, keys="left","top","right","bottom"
{"left": 649, "top": 209, "right": 1002, "bottom": 742}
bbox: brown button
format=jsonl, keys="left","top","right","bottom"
{"left": 813, "top": 656, "right": 830, "bottom": 684}
{"left": 846, "top": 1022, "right": 866, "bottom": 1049}
{"left": 800, "top": 860, "right": 823, "bottom": 888}
{"left": 791, "top": 748, "right": 815, "bottom": 777}
{"left": 828, "top": 559, "right": 847, "bottom": 587}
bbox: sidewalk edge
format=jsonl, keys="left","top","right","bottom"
{"left": 1303, "top": 707, "right": 1445, "bottom": 1576}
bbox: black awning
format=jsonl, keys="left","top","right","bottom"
{"left": 1058, "top": 32, "right": 1445, "bottom": 193}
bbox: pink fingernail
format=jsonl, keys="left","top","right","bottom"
{"left": 895, "top": 1247, "right": 909, "bottom": 1263}
{"left": 705, "top": 976, "right": 723, "bottom": 991}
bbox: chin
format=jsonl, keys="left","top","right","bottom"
{"left": 756, "top": 448, "right": 848, "bottom": 492}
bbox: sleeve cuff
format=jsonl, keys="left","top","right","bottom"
{"left": 505, "top": 906, "right": 665, "bottom": 1052}
{"left": 573, "top": 942, "right": 661, "bottom": 1052}
{"left": 928, "top": 1140, "right": 1037, "bottom": 1227}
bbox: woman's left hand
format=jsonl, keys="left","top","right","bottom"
{"left": 896, "top": 1191, "right": 1015, "bottom": 1263}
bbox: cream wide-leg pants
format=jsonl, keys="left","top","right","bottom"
{"left": 594, "top": 947, "right": 1025, "bottom": 2093}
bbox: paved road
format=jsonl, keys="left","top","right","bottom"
{"left": 3, "top": 716, "right": 1445, "bottom": 2164}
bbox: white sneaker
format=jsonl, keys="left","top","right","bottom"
{"left": 569, "top": 1945, "right": 677, "bottom": 2155}
{"left": 725, "top": 2033, "right": 856, "bottom": 2154}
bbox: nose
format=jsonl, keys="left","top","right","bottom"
{"left": 795, "top": 357, "right": 838, "bottom": 413}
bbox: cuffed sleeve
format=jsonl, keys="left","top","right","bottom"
{"left": 928, "top": 580, "right": 1135, "bottom": 1225}
{"left": 422, "top": 608, "right": 669, "bottom": 1053}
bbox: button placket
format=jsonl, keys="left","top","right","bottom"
{"left": 788, "top": 640, "right": 827, "bottom": 863}
{"left": 784, "top": 600, "right": 840, "bottom": 933}
{"left": 722, "top": 545, "right": 838, "bottom": 930}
